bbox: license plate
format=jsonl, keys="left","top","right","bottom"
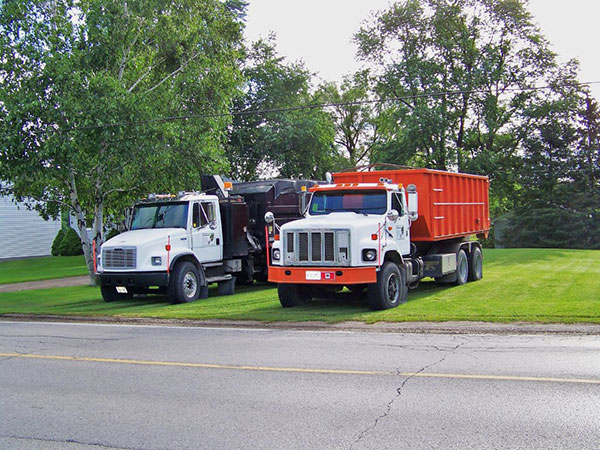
{"left": 305, "top": 271, "right": 335, "bottom": 281}
{"left": 116, "top": 286, "right": 128, "bottom": 294}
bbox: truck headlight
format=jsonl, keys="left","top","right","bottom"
{"left": 272, "top": 249, "right": 281, "bottom": 261}
{"left": 151, "top": 256, "right": 162, "bottom": 266}
{"left": 362, "top": 249, "right": 377, "bottom": 262}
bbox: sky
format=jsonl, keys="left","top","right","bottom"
{"left": 244, "top": 0, "right": 600, "bottom": 100}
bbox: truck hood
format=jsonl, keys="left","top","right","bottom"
{"left": 103, "top": 228, "right": 187, "bottom": 248}
{"left": 280, "top": 213, "right": 384, "bottom": 233}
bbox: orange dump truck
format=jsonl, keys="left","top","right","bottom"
{"left": 266, "top": 168, "right": 490, "bottom": 310}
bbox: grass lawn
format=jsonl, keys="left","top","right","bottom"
{"left": 0, "top": 249, "right": 598, "bottom": 324}
{"left": 0, "top": 255, "right": 88, "bottom": 285}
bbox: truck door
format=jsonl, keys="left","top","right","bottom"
{"left": 392, "top": 192, "right": 411, "bottom": 255}
{"left": 191, "top": 201, "right": 222, "bottom": 263}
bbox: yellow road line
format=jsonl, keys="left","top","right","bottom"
{"left": 1, "top": 352, "right": 599, "bottom": 385}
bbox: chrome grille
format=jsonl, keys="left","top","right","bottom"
{"left": 103, "top": 247, "right": 136, "bottom": 269}
{"left": 284, "top": 230, "right": 350, "bottom": 266}
{"left": 311, "top": 233, "right": 322, "bottom": 262}
{"left": 324, "top": 233, "right": 335, "bottom": 261}
{"left": 298, "top": 233, "right": 309, "bottom": 262}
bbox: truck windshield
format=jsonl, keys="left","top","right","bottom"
{"left": 309, "top": 190, "right": 387, "bottom": 215}
{"left": 130, "top": 202, "right": 189, "bottom": 230}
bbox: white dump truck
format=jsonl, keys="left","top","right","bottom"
{"left": 97, "top": 176, "right": 314, "bottom": 303}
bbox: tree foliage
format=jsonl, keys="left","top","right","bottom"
{"left": 317, "top": 71, "right": 378, "bottom": 168}
{"left": 355, "top": 0, "right": 558, "bottom": 213}
{"left": 502, "top": 66, "right": 600, "bottom": 249}
{"left": 0, "top": 0, "right": 245, "bottom": 280}
{"left": 226, "top": 37, "right": 339, "bottom": 180}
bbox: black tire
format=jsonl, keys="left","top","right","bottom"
{"left": 168, "top": 262, "right": 203, "bottom": 304}
{"left": 468, "top": 247, "right": 483, "bottom": 282}
{"left": 277, "top": 284, "right": 312, "bottom": 308}
{"left": 100, "top": 285, "right": 133, "bottom": 302}
{"left": 367, "top": 262, "right": 408, "bottom": 311}
{"left": 455, "top": 249, "right": 469, "bottom": 286}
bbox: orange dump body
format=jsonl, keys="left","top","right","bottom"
{"left": 333, "top": 169, "right": 491, "bottom": 242}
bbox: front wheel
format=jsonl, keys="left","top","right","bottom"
{"left": 168, "top": 262, "right": 203, "bottom": 304}
{"left": 277, "top": 284, "right": 312, "bottom": 308}
{"left": 367, "top": 262, "right": 408, "bottom": 310}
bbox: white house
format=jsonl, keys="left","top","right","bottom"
{"left": 0, "top": 194, "right": 61, "bottom": 260}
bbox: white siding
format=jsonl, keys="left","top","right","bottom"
{"left": 0, "top": 195, "right": 62, "bottom": 260}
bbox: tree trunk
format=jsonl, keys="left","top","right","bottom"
{"left": 68, "top": 169, "right": 97, "bottom": 286}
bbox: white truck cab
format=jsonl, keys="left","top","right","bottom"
{"left": 98, "top": 192, "right": 235, "bottom": 303}
{"left": 268, "top": 180, "right": 419, "bottom": 309}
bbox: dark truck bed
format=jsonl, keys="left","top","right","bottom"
{"left": 201, "top": 177, "right": 318, "bottom": 281}
{"left": 232, "top": 179, "right": 316, "bottom": 244}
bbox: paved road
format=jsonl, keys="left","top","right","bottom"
{"left": 1, "top": 322, "right": 599, "bottom": 449}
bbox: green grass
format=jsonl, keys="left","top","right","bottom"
{"left": 0, "top": 249, "right": 598, "bottom": 324}
{"left": 0, "top": 255, "right": 88, "bottom": 284}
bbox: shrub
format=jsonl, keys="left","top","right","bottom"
{"left": 58, "top": 228, "right": 84, "bottom": 256}
{"left": 51, "top": 229, "right": 65, "bottom": 256}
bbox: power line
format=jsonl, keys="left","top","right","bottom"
{"left": 56, "top": 80, "right": 600, "bottom": 134}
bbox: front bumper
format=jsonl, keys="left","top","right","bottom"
{"left": 99, "top": 271, "right": 169, "bottom": 288}
{"left": 268, "top": 266, "right": 378, "bottom": 285}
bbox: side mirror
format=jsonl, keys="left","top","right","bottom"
{"left": 264, "top": 211, "right": 275, "bottom": 224}
{"left": 209, "top": 220, "right": 218, "bottom": 230}
{"left": 407, "top": 184, "right": 418, "bottom": 221}
{"left": 387, "top": 209, "right": 399, "bottom": 222}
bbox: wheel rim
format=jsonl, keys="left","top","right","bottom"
{"left": 386, "top": 273, "right": 399, "bottom": 304}
{"left": 183, "top": 271, "right": 198, "bottom": 298}
{"left": 459, "top": 255, "right": 468, "bottom": 281}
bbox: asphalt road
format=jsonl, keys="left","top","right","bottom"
{"left": 1, "top": 321, "right": 599, "bottom": 450}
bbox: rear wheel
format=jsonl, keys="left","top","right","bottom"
{"left": 367, "top": 262, "right": 407, "bottom": 310}
{"left": 278, "top": 284, "right": 312, "bottom": 307}
{"left": 455, "top": 249, "right": 469, "bottom": 286}
{"left": 168, "top": 262, "right": 203, "bottom": 304}
{"left": 100, "top": 285, "right": 133, "bottom": 302}
{"left": 468, "top": 247, "right": 483, "bottom": 281}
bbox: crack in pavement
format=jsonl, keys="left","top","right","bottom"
{"left": 353, "top": 338, "right": 468, "bottom": 448}
{"left": 0, "top": 335, "right": 133, "bottom": 354}
{"left": 0, "top": 347, "right": 51, "bottom": 363}
{"left": 0, "top": 434, "right": 147, "bottom": 450}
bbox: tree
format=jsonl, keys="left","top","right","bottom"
{"left": 354, "top": 0, "right": 556, "bottom": 173}
{"left": 227, "top": 37, "right": 339, "bottom": 180}
{"left": 502, "top": 64, "right": 600, "bottom": 249}
{"left": 0, "top": 0, "right": 245, "bottom": 282}
{"left": 317, "top": 71, "right": 378, "bottom": 168}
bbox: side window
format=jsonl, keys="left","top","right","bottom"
{"left": 392, "top": 193, "right": 404, "bottom": 215}
{"left": 201, "top": 202, "right": 215, "bottom": 225}
{"left": 192, "top": 203, "right": 200, "bottom": 228}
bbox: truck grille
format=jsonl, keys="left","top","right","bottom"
{"left": 284, "top": 230, "right": 350, "bottom": 266}
{"left": 103, "top": 247, "right": 136, "bottom": 269}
